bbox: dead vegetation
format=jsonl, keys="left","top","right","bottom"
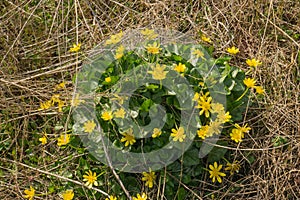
{"left": 0, "top": 0, "right": 299, "bottom": 199}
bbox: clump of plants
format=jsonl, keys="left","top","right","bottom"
{"left": 29, "top": 29, "right": 264, "bottom": 200}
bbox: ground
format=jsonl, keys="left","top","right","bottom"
{"left": 0, "top": 0, "right": 299, "bottom": 199}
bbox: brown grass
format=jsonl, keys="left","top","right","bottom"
{"left": 0, "top": 0, "right": 299, "bottom": 199}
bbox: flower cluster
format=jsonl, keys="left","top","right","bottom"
{"left": 207, "top": 160, "right": 241, "bottom": 183}
{"left": 39, "top": 93, "right": 64, "bottom": 112}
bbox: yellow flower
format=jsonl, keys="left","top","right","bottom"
{"left": 105, "top": 31, "right": 123, "bottom": 45}
{"left": 105, "top": 77, "right": 112, "bottom": 83}
{"left": 216, "top": 110, "right": 231, "bottom": 123}
{"left": 57, "top": 134, "right": 71, "bottom": 146}
{"left": 208, "top": 162, "right": 226, "bottom": 183}
{"left": 111, "top": 94, "right": 127, "bottom": 105}
{"left": 120, "top": 128, "right": 136, "bottom": 146}
{"left": 225, "top": 160, "right": 241, "bottom": 175}
{"left": 71, "top": 94, "right": 85, "bottom": 107}
{"left": 106, "top": 195, "right": 117, "bottom": 200}
{"left": 243, "top": 78, "right": 256, "bottom": 88}
{"left": 70, "top": 43, "right": 81, "bottom": 52}
{"left": 145, "top": 42, "right": 162, "bottom": 54}
{"left": 151, "top": 128, "right": 162, "bottom": 138}
{"left": 140, "top": 28, "right": 158, "bottom": 39}
{"left": 197, "top": 125, "right": 209, "bottom": 139}
{"left": 246, "top": 58, "right": 262, "bottom": 68}
{"left": 39, "top": 100, "right": 51, "bottom": 110}
{"left": 24, "top": 186, "right": 35, "bottom": 200}
{"left": 62, "top": 190, "right": 74, "bottom": 200}
{"left": 207, "top": 121, "right": 222, "bottom": 136}
{"left": 101, "top": 111, "right": 113, "bottom": 121}
{"left": 234, "top": 123, "right": 251, "bottom": 137}
{"left": 230, "top": 128, "right": 243, "bottom": 143}
{"left": 193, "top": 92, "right": 200, "bottom": 101}
{"left": 142, "top": 171, "right": 156, "bottom": 188}
{"left": 51, "top": 94, "right": 60, "bottom": 105}
{"left": 114, "top": 108, "right": 126, "bottom": 118}
{"left": 211, "top": 103, "right": 225, "bottom": 113}
{"left": 173, "top": 63, "right": 186, "bottom": 73}
{"left": 39, "top": 133, "right": 47, "bottom": 145}
{"left": 196, "top": 96, "right": 212, "bottom": 118}
{"left": 171, "top": 127, "right": 186, "bottom": 142}
{"left": 55, "top": 82, "right": 66, "bottom": 91}
{"left": 201, "top": 35, "right": 212, "bottom": 43}
{"left": 133, "top": 193, "right": 147, "bottom": 200}
{"left": 227, "top": 46, "right": 239, "bottom": 55}
{"left": 57, "top": 100, "right": 64, "bottom": 112}
{"left": 148, "top": 64, "right": 168, "bottom": 80}
{"left": 83, "top": 120, "right": 96, "bottom": 133}
{"left": 83, "top": 170, "right": 98, "bottom": 188}
{"left": 255, "top": 86, "right": 264, "bottom": 94}
{"left": 115, "top": 45, "right": 125, "bottom": 59}
{"left": 192, "top": 49, "right": 205, "bottom": 58}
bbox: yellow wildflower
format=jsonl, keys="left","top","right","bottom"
{"left": 105, "top": 77, "right": 112, "bottom": 83}
{"left": 55, "top": 82, "right": 66, "bottom": 91}
{"left": 243, "top": 78, "right": 256, "bottom": 88}
{"left": 233, "top": 123, "right": 252, "bottom": 142}
{"left": 83, "top": 170, "right": 98, "bottom": 188}
{"left": 192, "top": 49, "right": 205, "bottom": 58}
{"left": 173, "top": 63, "right": 186, "bottom": 73}
{"left": 105, "top": 31, "right": 123, "bottom": 45}
{"left": 120, "top": 128, "right": 136, "bottom": 146}
{"left": 197, "top": 125, "right": 209, "bottom": 139}
{"left": 225, "top": 160, "right": 241, "bottom": 175}
{"left": 39, "top": 133, "right": 47, "bottom": 145}
{"left": 70, "top": 43, "right": 81, "bottom": 52}
{"left": 39, "top": 100, "right": 51, "bottom": 110}
{"left": 171, "top": 127, "right": 186, "bottom": 142}
{"left": 211, "top": 103, "right": 225, "bottom": 113}
{"left": 216, "top": 110, "right": 231, "bottom": 123}
{"left": 196, "top": 96, "right": 212, "bottom": 118}
{"left": 193, "top": 92, "right": 200, "bottom": 101}
{"left": 255, "top": 86, "right": 264, "bottom": 94}
{"left": 101, "top": 111, "right": 113, "bottom": 121}
{"left": 230, "top": 128, "right": 242, "bottom": 143}
{"left": 227, "top": 46, "right": 239, "bottom": 55}
{"left": 114, "top": 108, "right": 126, "bottom": 118}
{"left": 71, "top": 94, "right": 85, "bottom": 107}
{"left": 62, "top": 190, "right": 74, "bottom": 200}
{"left": 57, "top": 100, "right": 64, "bottom": 112}
{"left": 83, "top": 120, "right": 96, "bottom": 133}
{"left": 133, "top": 193, "right": 147, "bottom": 200}
{"left": 234, "top": 123, "right": 251, "bottom": 137}
{"left": 246, "top": 58, "right": 262, "bottom": 68}
{"left": 208, "top": 162, "right": 226, "bottom": 183}
{"left": 201, "top": 35, "right": 212, "bottom": 43}
{"left": 142, "top": 171, "right": 156, "bottom": 188}
{"left": 23, "top": 186, "right": 35, "bottom": 200}
{"left": 115, "top": 45, "right": 125, "bottom": 59}
{"left": 152, "top": 128, "right": 162, "bottom": 138}
{"left": 111, "top": 94, "right": 127, "bottom": 105}
{"left": 141, "top": 28, "right": 158, "bottom": 39}
{"left": 207, "top": 121, "right": 222, "bottom": 136}
{"left": 106, "top": 195, "right": 117, "bottom": 200}
{"left": 145, "top": 42, "right": 162, "bottom": 54}
{"left": 148, "top": 64, "right": 168, "bottom": 80}
{"left": 57, "top": 134, "right": 71, "bottom": 146}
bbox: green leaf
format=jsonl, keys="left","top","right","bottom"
{"left": 207, "top": 141, "right": 228, "bottom": 163}
{"left": 183, "top": 148, "right": 200, "bottom": 166}
{"left": 139, "top": 99, "right": 154, "bottom": 112}
{"left": 177, "top": 187, "right": 187, "bottom": 200}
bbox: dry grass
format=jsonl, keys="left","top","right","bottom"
{"left": 0, "top": 0, "right": 299, "bottom": 199}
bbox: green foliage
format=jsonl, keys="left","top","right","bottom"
{"left": 69, "top": 29, "right": 254, "bottom": 198}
